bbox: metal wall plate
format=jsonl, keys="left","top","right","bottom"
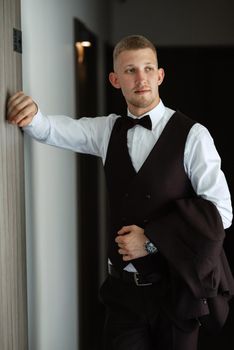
{"left": 13, "top": 28, "right": 22, "bottom": 53}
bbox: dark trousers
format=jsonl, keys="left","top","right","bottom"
{"left": 99, "top": 275, "right": 199, "bottom": 350}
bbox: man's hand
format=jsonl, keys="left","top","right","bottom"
{"left": 115, "top": 225, "right": 148, "bottom": 261}
{"left": 7, "top": 91, "right": 38, "bottom": 127}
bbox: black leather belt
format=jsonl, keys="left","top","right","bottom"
{"left": 108, "top": 264, "right": 161, "bottom": 287}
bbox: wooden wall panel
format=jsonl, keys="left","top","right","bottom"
{"left": 0, "top": 0, "right": 28, "bottom": 349}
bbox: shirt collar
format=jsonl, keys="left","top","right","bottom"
{"left": 127, "top": 100, "right": 166, "bottom": 130}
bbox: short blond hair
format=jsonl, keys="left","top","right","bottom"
{"left": 113, "top": 35, "right": 157, "bottom": 69}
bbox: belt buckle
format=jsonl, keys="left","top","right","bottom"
{"left": 133, "top": 272, "right": 152, "bottom": 287}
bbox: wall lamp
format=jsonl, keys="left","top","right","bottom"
{"left": 75, "top": 29, "right": 92, "bottom": 63}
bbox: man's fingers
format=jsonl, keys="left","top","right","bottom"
{"left": 7, "top": 91, "right": 37, "bottom": 126}
{"left": 7, "top": 91, "right": 26, "bottom": 114}
{"left": 117, "top": 225, "right": 135, "bottom": 235}
{"left": 18, "top": 114, "right": 35, "bottom": 127}
{"left": 7, "top": 91, "right": 24, "bottom": 106}
{"left": 115, "top": 234, "right": 130, "bottom": 245}
{"left": 8, "top": 95, "right": 34, "bottom": 117}
{"left": 118, "top": 249, "right": 132, "bottom": 261}
{"left": 118, "top": 248, "right": 128, "bottom": 255}
{"left": 10, "top": 104, "right": 35, "bottom": 125}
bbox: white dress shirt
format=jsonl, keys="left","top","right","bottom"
{"left": 24, "top": 100, "right": 233, "bottom": 230}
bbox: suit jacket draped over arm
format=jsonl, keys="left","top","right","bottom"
{"left": 145, "top": 197, "right": 234, "bottom": 332}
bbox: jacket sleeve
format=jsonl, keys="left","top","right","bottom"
{"left": 144, "top": 196, "right": 234, "bottom": 299}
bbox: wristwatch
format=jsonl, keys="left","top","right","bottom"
{"left": 144, "top": 240, "right": 158, "bottom": 255}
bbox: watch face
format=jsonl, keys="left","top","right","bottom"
{"left": 145, "top": 241, "right": 158, "bottom": 254}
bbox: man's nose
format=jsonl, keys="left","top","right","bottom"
{"left": 135, "top": 70, "right": 147, "bottom": 83}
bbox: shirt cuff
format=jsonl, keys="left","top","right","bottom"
{"left": 23, "top": 109, "right": 50, "bottom": 141}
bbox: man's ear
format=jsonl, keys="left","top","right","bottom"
{"left": 109, "top": 72, "right": 121, "bottom": 89}
{"left": 157, "top": 68, "right": 165, "bottom": 86}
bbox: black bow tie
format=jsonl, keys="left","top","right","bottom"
{"left": 123, "top": 114, "right": 152, "bottom": 130}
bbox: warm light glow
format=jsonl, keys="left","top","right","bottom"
{"left": 75, "top": 41, "right": 92, "bottom": 63}
{"left": 81, "top": 41, "right": 91, "bottom": 47}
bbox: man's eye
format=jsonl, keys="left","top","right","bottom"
{"left": 145, "top": 67, "right": 154, "bottom": 72}
{"left": 125, "top": 68, "right": 135, "bottom": 73}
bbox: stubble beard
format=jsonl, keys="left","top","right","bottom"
{"left": 128, "top": 93, "right": 156, "bottom": 110}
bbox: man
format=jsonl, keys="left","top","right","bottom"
{"left": 7, "top": 35, "right": 234, "bottom": 350}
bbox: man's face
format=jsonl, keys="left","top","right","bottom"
{"left": 109, "top": 48, "right": 164, "bottom": 116}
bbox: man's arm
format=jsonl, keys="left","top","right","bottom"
{"left": 7, "top": 91, "right": 119, "bottom": 159}
{"left": 185, "top": 123, "right": 233, "bottom": 230}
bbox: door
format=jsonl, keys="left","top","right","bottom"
{"left": 74, "top": 18, "right": 107, "bottom": 350}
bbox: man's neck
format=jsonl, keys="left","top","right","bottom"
{"left": 128, "top": 99, "right": 161, "bottom": 117}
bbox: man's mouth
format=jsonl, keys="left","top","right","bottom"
{"left": 134, "top": 88, "right": 150, "bottom": 94}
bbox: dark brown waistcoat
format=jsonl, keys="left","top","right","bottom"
{"left": 104, "top": 111, "right": 196, "bottom": 274}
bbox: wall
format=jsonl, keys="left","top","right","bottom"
{"left": 111, "top": 0, "right": 234, "bottom": 46}
{"left": 0, "top": 0, "right": 28, "bottom": 348}
{"left": 20, "top": 0, "right": 110, "bottom": 349}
